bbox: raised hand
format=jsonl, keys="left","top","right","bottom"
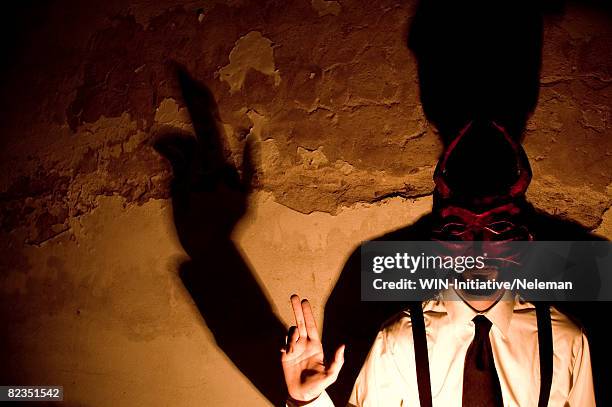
{"left": 281, "top": 294, "right": 345, "bottom": 403}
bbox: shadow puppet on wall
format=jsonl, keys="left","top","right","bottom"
{"left": 154, "top": 66, "right": 288, "bottom": 406}
{"left": 322, "top": 1, "right": 609, "bottom": 406}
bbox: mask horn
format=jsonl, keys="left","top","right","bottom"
{"left": 433, "top": 121, "right": 532, "bottom": 203}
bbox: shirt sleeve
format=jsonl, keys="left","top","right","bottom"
{"left": 566, "top": 330, "right": 596, "bottom": 407}
{"left": 286, "top": 391, "right": 335, "bottom": 407}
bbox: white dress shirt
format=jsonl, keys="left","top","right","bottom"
{"left": 295, "top": 292, "right": 595, "bottom": 407}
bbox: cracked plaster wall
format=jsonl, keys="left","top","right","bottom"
{"left": 0, "top": 1, "right": 610, "bottom": 406}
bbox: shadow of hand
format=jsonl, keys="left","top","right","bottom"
{"left": 154, "top": 66, "right": 254, "bottom": 257}
{"left": 153, "top": 65, "right": 287, "bottom": 406}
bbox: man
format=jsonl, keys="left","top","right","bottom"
{"left": 321, "top": 3, "right": 608, "bottom": 403}
{"left": 281, "top": 289, "right": 594, "bottom": 406}
{"left": 281, "top": 122, "right": 596, "bottom": 406}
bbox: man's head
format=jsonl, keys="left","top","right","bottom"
{"left": 431, "top": 121, "right": 532, "bottom": 306}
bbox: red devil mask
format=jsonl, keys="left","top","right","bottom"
{"left": 431, "top": 121, "right": 533, "bottom": 267}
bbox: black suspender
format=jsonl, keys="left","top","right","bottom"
{"left": 410, "top": 302, "right": 433, "bottom": 407}
{"left": 536, "top": 303, "right": 553, "bottom": 407}
{"left": 410, "top": 302, "right": 554, "bottom": 407}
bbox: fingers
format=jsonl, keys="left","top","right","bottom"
{"left": 301, "top": 299, "right": 320, "bottom": 341}
{"left": 291, "top": 294, "right": 320, "bottom": 341}
{"left": 286, "top": 325, "right": 299, "bottom": 352}
{"left": 327, "top": 344, "right": 345, "bottom": 378}
{"left": 291, "top": 294, "right": 307, "bottom": 338}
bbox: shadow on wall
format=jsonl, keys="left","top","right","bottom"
{"left": 407, "top": 1, "right": 545, "bottom": 142}
{"left": 154, "top": 1, "right": 609, "bottom": 406}
{"left": 154, "top": 65, "right": 288, "bottom": 406}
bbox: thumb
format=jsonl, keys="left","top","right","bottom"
{"left": 327, "top": 344, "right": 345, "bottom": 377}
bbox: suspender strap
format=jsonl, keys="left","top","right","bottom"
{"left": 410, "top": 302, "right": 552, "bottom": 407}
{"left": 536, "top": 303, "right": 553, "bottom": 407}
{"left": 410, "top": 302, "right": 433, "bottom": 407}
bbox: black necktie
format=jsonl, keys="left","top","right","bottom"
{"left": 462, "top": 315, "right": 504, "bottom": 407}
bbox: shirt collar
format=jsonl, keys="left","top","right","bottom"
{"left": 438, "top": 289, "right": 516, "bottom": 338}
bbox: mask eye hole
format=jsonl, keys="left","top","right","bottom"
{"left": 485, "top": 221, "right": 516, "bottom": 234}
{"left": 440, "top": 222, "right": 467, "bottom": 235}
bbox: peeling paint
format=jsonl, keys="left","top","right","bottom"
{"left": 311, "top": 0, "right": 342, "bottom": 17}
{"left": 527, "top": 176, "right": 612, "bottom": 229}
{"left": 153, "top": 98, "right": 193, "bottom": 131}
{"left": 218, "top": 31, "right": 281, "bottom": 93}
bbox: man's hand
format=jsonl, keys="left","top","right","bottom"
{"left": 281, "top": 294, "right": 345, "bottom": 403}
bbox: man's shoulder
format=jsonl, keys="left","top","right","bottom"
{"left": 375, "top": 308, "right": 414, "bottom": 352}
{"left": 549, "top": 305, "right": 587, "bottom": 343}
{"left": 514, "top": 300, "right": 585, "bottom": 344}
{"left": 377, "top": 301, "right": 445, "bottom": 351}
